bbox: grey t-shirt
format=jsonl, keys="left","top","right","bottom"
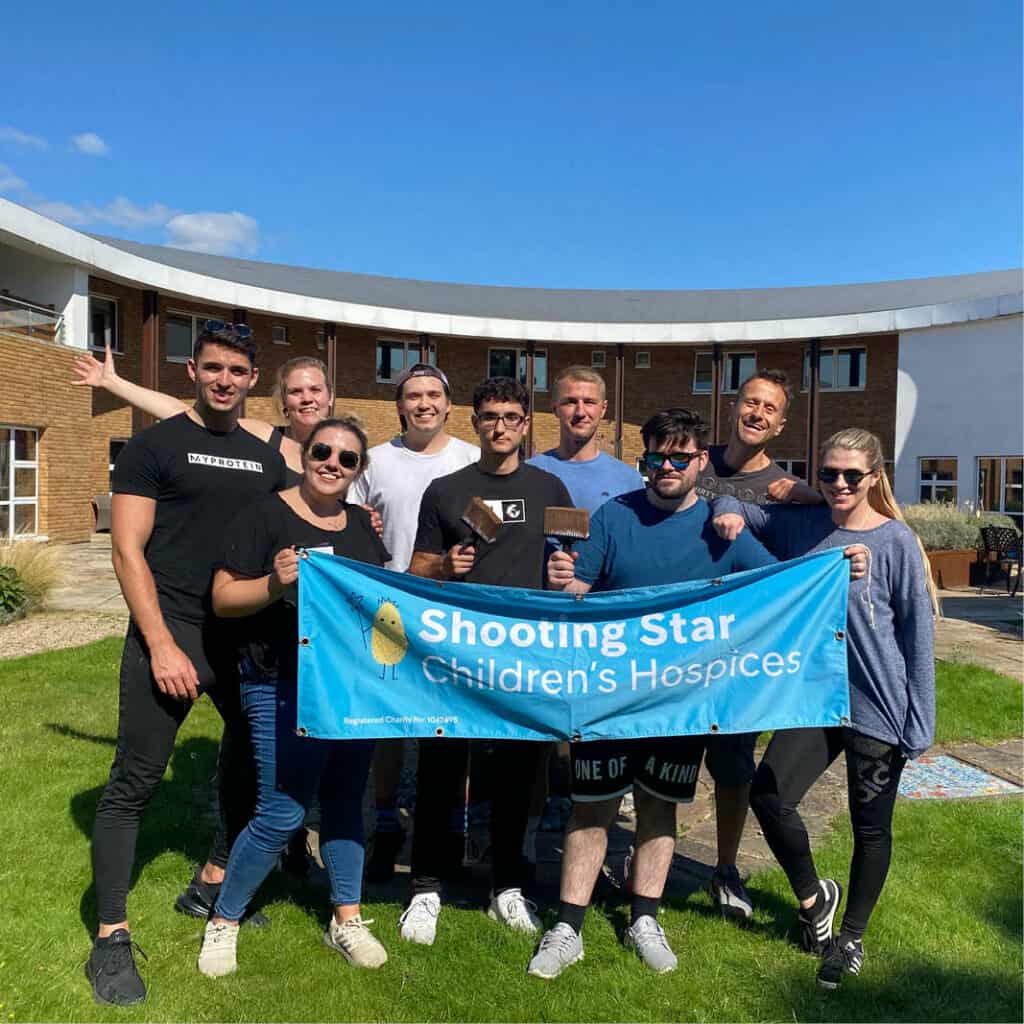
{"left": 696, "top": 445, "right": 797, "bottom": 504}
{"left": 714, "top": 497, "right": 936, "bottom": 759}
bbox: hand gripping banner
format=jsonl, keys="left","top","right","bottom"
{"left": 296, "top": 549, "right": 850, "bottom": 742}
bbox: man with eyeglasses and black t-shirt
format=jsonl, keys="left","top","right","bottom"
{"left": 85, "top": 323, "right": 287, "bottom": 1006}
{"left": 397, "top": 377, "right": 573, "bottom": 949}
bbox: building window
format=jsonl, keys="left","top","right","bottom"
{"left": 165, "top": 310, "right": 225, "bottom": 362}
{"left": 315, "top": 328, "right": 326, "bottom": 351}
{"left": 693, "top": 352, "right": 713, "bottom": 393}
{"left": 723, "top": 353, "right": 756, "bottom": 393}
{"left": 108, "top": 438, "right": 129, "bottom": 488}
{"left": 272, "top": 324, "right": 289, "bottom": 345}
{"left": 590, "top": 350, "right": 606, "bottom": 369}
{"left": 634, "top": 351, "right": 651, "bottom": 369}
{"left": 89, "top": 296, "right": 120, "bottom": 353}
{"left": 0, "top": 426, "right": 38, "bottom": 537}
{"left": 803, "top": 346, "right": 867, "bottom": 390}
{"left": 978, "top": 456, "right": 1023, "bottom": 529}
{"left": 919, "top": 458, "right": 958, "bottom": 503}
{"left": 776, "top": 459, "right": 808, "bottom": 482}
{"left": 487, "top": 348, "right": 548, "bottom": 391}
{"left": 376, "top": 338, "right": 436, "bottom": 383}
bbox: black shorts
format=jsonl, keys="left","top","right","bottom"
{"left": 703, "top": 731, "right": 760, "bottom": 787}
{"left": 569, "top": 736, "right": 706, "bottom": 804}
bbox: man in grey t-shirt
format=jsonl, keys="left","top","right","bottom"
{"left": 692, "top": 369, "right": 821, "bottom": 923}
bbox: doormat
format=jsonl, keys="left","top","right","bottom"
{"left": 899, "top": 755, "right": 1023, "bottom": 800}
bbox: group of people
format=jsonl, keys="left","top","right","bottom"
{"left": 73, "top": 323, "right": 935, "bottom": 1006}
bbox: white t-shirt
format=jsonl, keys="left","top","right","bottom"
{"left": 350, "top": 435, "right": 480, "bottom": 571}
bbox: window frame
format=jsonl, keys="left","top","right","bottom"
{"left": 722, "top": 352, "right": 757, "bottom": 394}
{"left": 0, "top": 425, "right": 39, "bottom": 538}
{"left": 775, "top": 459, "right": 809, "bottom": 483}
{"left": 977, "top": 455, "right": 1023, "bottom": 529}
{"left": 88, "top": 294, "right": 121, "bottom": 354}
{"left": 590, "top": 350, "right": 606, "bottom": 369}
{"left": 486, "top": 346, "right": 549, "bottom": 392}
{"left": 802, "top": 345, "right": 868, "bottom": 391}
{"left": 376, "top": 336, "right": 437, "bottom": 384}
{"left": 272, "top": 324, "right": 289, "bottom": 346}
{"left": 692, "top": 351, "right": 713, "bottom": 394}
{"left": 165, "top": 309, "right": 227, "bottom": 364}
{"left": 633, "top": 350, "right": 651, "bottom": 370}
{"left": 918, "top": 457, "right": 959, "bottom": 504}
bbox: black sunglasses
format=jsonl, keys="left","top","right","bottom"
{"left": 308, "top": 443, "right": 361, "bottom": 469}
{"left": 642, "top": 450, "right": 701, "bottom": 471}
{"left": 202, "top": 319, "right": 253, "bottom": 340}
{"left": 817, "top": 467, "right": 871, "bottom": 487}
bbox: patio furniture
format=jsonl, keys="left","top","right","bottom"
{"left": 93, "top": 494, "right": 112, "bottom": 532}
{"left": 979, "top": 525, "right": 1022, "bottom": 597}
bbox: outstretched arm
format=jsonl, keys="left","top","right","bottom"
{"left": 71, "top": 341, "right": 189, "bottom": 420}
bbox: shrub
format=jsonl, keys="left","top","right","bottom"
{"left": 902, "top": 503, "right": 1017, "bottom": 551}
{"left": 0, "top": 538, "right": 65, "bottom": 612}
{"left": 0, "top": 566, "right": 28, "bottom": 624}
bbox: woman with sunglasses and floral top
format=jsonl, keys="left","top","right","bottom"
{"left": 711, "top": 428, "right": 937, "bottom": 991}
{"left": 196, "top": 415, "right": 391, "bottom": 978}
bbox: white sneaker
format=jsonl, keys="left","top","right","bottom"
{"left": 487, "top": 888, "right": 541, "bottom": 934}
{"left": 527, "top": 923, "right": 584, "bottom": 979}
{"left": 197, "top": 920, "right": 239, "bottom": 978}
{"left": 399, "top": 892, "right": 441, "bottom": 945}
{"left": 624, "top": 915, "right": 678, "bottom": 974}
{"left": 323, "top": 914, "right": 388, "bottom": 968}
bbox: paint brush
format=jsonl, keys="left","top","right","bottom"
{"left": 544, "top": 506, "right": 590, "bottom": 553}
{"left": 459, "top": 496, "right": 502, "bottom": 552}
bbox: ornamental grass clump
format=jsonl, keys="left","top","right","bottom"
{"left": 901, "top": 503, "right": 1016, "bottom": 551}
{"left": 0, "top": 537, "right": 65, "bottom": 614}
{"left": 0, "top": 566, "right": 28, "bottom": 624}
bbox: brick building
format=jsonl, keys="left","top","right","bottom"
{"left": 0, "top": 197, "right": 1021, "bottom": 542}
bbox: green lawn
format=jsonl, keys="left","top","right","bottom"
{"left": 0, "top": 640, "right": 1020, "bottom": 1022}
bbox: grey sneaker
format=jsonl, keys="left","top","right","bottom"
{"left": 710, "top": 865, "right": 753, "bottom": 922}
{"left": 527, "top": 923, "right": 584, "bottom": 979}
{"left": 197, "top": 920, "right": 239, "bottom": 978}
{"left": 487, "top": 888, "right": 541, "bottom": 934}
{"left": 323, "top": 915, "right": 388, "bottom": 968}
{"left": 624, "top": 915, "right": 678, "bottom": 974}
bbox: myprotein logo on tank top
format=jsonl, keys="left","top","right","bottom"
{"left": 483, "top": 498, "right": 526, "bottom": 525}
{"left": 187, "top": 453, "right": 265, "bottom": 473}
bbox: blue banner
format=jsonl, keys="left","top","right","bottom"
{"left": 296, "top": 549, "right": 850, "bottom": 742}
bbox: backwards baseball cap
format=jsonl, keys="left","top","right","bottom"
{"left": 395, "top": 363, "right": 451, "bottom": 397}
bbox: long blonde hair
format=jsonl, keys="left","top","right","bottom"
{"left": 821, "top": 428, "right": 940, "bottom": 617}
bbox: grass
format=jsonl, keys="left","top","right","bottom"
{"left": 934, "top": 660, "right": 1023, "bottom": 745}
{"left": 0, "top": 639, "right": 1020, "bottom": 1022}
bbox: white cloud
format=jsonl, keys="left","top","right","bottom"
{"left": 0, "top": 126, "right": 47, "bottom": 149}
{"left": 0, "top": 164, "right": 26, "bottom": 192}
{"left": 71, "top": 132, "right": 110, "bottom": 156}
{"left": 165, "top": 211, "right": 260, "bottom": 257}
{"left": 31, "top": 196, "right": 178, "bottom": 228}
{"left": 31, "top": 200, "right": 92, "bottom": 225}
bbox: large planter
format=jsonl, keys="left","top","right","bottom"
{"left": 927, "top": 549, "right": 976, "bottom": 589}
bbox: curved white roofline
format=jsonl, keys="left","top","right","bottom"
{"left": 1, "top": 198, "right": 1020, "bottom": 345}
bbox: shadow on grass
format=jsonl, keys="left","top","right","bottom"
{"left": 49, "top": 723, "right": 223, "bottom": 937}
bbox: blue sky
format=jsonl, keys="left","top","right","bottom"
{"left": 2, "top": 0, "right": 1020, "bottom": 288}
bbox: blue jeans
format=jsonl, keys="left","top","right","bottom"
{"left": 214, "top": 680, "right": 375, "bottom": 921}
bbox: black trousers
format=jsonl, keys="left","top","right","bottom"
{"left": 410, "top": 738, "right": 543, "bottom": 896}
{"left": 91, "top": 618, "right": 256, "bottom": 925}
{"left": 750, "top": 726, "right": 906, "bottom": 939}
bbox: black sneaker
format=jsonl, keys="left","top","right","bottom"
{"left": 174, "top": 869, "right": 269, "bottom": 927}
{"left": 817, "top": 936, "right": 865, "bottom": 989}
{"left": 365, "top": 826, "right": 407, "bottom": 884}
{"left": 797, "top": 878, "right": 842, "bottom": 955}
{"left": 85, "top": 929, "right": 147, "bottom": 1005}
{"left": 710, "top": 865, "right": 753, "bottom": 922}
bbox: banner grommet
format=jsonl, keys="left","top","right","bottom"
{"left": 835, "top": 630, "right": 845, "bottom": 640}
{"left": 435, "top": 727, "right": 445, "bottom": 736}
{"left": 295, "top": 727, "right": 308, "bottom": 737}
{"left": 300, "top": 636, "right": 310, "bottom": 646}
{"left": 710, "top": 723, "right": 720, "bottom": 733}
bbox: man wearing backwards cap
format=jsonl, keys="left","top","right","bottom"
{"left": 349, "top": 362, "right": 479, "bottom": 882}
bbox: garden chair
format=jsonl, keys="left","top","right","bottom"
{"left": 978, "top": 525, "right": 1022, "bottom": 597}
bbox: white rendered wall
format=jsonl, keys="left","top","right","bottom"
{"left": 0, "top": 242, "right": 88, "bottom": 348}
{"left": 894, "top": 315, "right": 1024, "bottom": 507}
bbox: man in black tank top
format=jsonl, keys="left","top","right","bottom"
{"left": 85, "top": 325, "right": 287, "bottom": 1006}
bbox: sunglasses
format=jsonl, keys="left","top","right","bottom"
{"left": 817, "top": 467, "right": 871, "bottom": 487}
{"left": 476, "top": 411, "right": 526, "bottom": 428}
{"left": 642, "top": 450, "right": 701, "bottom": 471}
{"left": 202, "top": 319, "right": 253, "bottom": 340}
{"left": 308, "top": 443, "right": 361, "bottom": 469}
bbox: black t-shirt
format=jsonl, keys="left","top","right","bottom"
{"left": 223, "top": 494, "right": 390, "bottom": 682}
{"left": 414, "top": 462, "right": 573, "bottom": 589}
{"left": 695, "top": 444, "right": 798, "bottom": 505}
{"left": 112, "top": 413, "right": 288, "bottom": 623}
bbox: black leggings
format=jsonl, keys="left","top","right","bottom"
{"left": 91, "top": 618, "right": 256, "bottom": 925}
{"left": 750, "top": 726, "right": 906, "bottom": 939}
{"left": 411, "top": 738, "right": 542, "bottom": 896}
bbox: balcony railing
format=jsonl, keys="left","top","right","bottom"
{"left": 0, "top": 293, "right": 65, "bottom": 345}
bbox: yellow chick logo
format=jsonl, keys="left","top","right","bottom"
{"left": 370, "top": 599, "right": 407, "bottom": 679}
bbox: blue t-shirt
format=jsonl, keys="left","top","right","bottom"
{"left": 527, "top": 450, "right": 643, "bottom": 513}
{"left": 574, "top": 491, "right": 777, "bottom": 591}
